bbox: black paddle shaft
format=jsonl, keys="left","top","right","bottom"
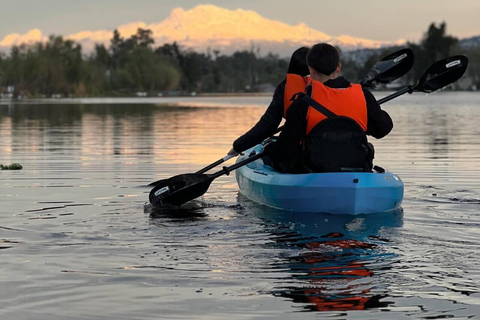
{"left": 377, "top": 86, "right": 412, "bottom": 104}
{"left": 149, "top": 151, "right": 265, "bottom": 206}
{"left": 209, "top": 151, "right": 265, "bottom": 179}
{"left": 196, "top": 156, "right": 231, "bottom": 174}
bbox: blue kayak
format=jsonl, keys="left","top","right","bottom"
{"left": 235, "top": 145, "right": 404, "bottom": 215}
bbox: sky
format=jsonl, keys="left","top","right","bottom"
{"left": 0, "top": 0, "right": 479, "bottom": 43}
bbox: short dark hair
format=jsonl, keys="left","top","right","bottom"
{"left": 306, "top": 43, "right": 339, "bottom": 76}
{"left": 287, "top": 46, "right": 310, "bottom": 76}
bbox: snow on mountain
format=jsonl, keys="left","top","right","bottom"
{"left": 1, "top": 5, "right": 405, "bottom": 55}
{"left": 0, "top": 29, "right": 45, "bottom": 47}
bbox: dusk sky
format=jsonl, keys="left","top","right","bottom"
{"left": 0, "top": 0, "right": 479, "bottom": 43}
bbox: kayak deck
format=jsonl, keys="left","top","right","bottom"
{"left": 235, "top": 147, "right": 404, "bottom": 215}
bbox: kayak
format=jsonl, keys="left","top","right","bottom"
{"left": 235, "top": 145, "right": 404, "bottom": 215}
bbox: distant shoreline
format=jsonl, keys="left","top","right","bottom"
{"left": 1, "top": 89, "right": 476, "bottom": 103}
{"left": 1, "top": 90, "right": 478, "bottom": 107}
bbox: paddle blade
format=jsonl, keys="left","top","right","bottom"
{"left": 149, "top": 173, "right": 213, "bottom": 207}
{"left": 361, "top": 48, "right": 414, "bottom": 87}
{"left": 148, "top": 178, "right": 166, "bottom": 187}
{"left": 416, "top": 55, "right": 468, "bottom": 93}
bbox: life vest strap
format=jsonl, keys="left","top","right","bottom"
{"left": 293, "top": 92, "right": 337, "bottom": 119}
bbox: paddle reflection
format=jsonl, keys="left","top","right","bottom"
{"left": 250, "top": 202, "right": 403, "bottom": 312}
{"left": 145, "top": 200, "right": 208, "bottom": 221}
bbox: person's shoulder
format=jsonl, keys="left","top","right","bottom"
{"left": 361, "top": 86, "right": 376, "bottom": 101}
{"left": 286, "top": 93, "right": 309, "bottom": 117}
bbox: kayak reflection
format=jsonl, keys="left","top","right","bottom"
{"left": 244, "top": 196, "right": 404, "bottom": 312}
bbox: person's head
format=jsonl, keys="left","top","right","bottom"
{"left": 306, "top": 43, "right": 341, "bottom": 81}
{"left": 287, "top": 46, "right": 310, "bottom": 76}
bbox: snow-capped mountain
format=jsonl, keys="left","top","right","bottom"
{"left": 1, "top": 5, "right": 406, "bottom": 55}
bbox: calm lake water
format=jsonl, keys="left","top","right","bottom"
{"left": 1, "top": 92, "right": 480, "bottom": 319}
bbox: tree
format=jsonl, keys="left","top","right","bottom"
{"left": 131, "top": 28, "right": 154, "bottom": 47}
{"left": 408, "top": 22, "right": 458, "bottom": 81}
{"left": 463, "top": 47, "right": 480, "bottom": 88}
{"left": 423, "top": 22, "right": 458, "bottom": 62}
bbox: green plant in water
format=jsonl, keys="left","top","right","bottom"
{"left": 1, "top": 163, "right": 23, "bottom": 170}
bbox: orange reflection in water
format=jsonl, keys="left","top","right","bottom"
{"left": 279, "top": 242, "right": 390, "bottom": 312}
{"left": 298, "top": 237, "right": 382, "bottom": 312}
{"left": 0, "top": 117, "right": 13, "bottom": 155}
{"left": 0, "top": 101, "right": 267, "bottom": 171}
{"left": 261, "top": 210, "right": 403, "bottom": 313}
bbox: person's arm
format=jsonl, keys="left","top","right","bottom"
{"left": 364, "top": 89, "right": 393, "bottom": 139}
{"left": 263, "top": 99, "right": 308, "bottom": 172}
{"left": 230, "top": 82, "right": 285, "bottom": 154}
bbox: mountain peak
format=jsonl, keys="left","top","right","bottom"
{"left": 153, "top": 5, "right": 331, "bottom": 48}
{"left": 0, "top": 4, "right": 405, "bottom": 55}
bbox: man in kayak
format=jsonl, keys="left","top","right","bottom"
{"left": 228, "top": 47, "right": 310, "bottom": 156}
{"left": 264, "top": 43, "right": 393, "bottom": 173}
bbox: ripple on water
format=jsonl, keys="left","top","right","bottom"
{"left": 1, "top": 96, "right": 480, "bottom": 319}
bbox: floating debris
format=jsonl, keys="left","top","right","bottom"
{"left": 1, "top": 163, "right": 23, "bottom": 170}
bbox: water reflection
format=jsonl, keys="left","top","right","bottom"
{"left": 1, "top": 95, "right": 480, "bottom": 319}
{"left": 0, "top": 102, "right": 261, "bottom": 168}
{"left": 144, "top": 201, "right": 208, "bottom": 220}
{"left": 246, "top": 198, "right": 404, "bottom": 312}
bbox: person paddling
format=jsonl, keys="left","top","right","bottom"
{"left": 264, "top": 43, "right": 393, "bottom": 173}
{"left": 228, "top": 47, "right": 310, "bottom": 156}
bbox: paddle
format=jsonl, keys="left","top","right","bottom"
{"left": 377, "top": 55, "right": 468, "bottom": 104}
{"left": 149, "top": 151, "right": 265, "bottom": 207}
{"left": 148, "top": 155, "right": 234, "bottom": 187}
{"left": 149, "top": 54, "right": 467, "bottom": 208}
{"left": 147, "top": 48, "right": 414, "bottom": 188}
{"left": 147, "top": 126, "right": 287, "bottom": 188}
{"left": 360, "top": 48, "right": 414, "bottom": 88}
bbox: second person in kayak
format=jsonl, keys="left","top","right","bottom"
{"left": 264, "top": 43, "right": 393, "bottom": 173}
{"left": 228, "top": 46, "right": 310, "bottom": 156}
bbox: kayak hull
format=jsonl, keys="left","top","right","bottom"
{"left": 235, "top": 146, "right": 404, "bottom": 215}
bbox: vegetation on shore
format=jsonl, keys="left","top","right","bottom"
{"left": 0, "top": 22, "right": 476, "bottom": 98}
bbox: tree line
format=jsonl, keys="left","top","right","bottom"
{"left": 0, "top": 22, "right": 477, "bottom": 98}
{"left": 355, "top": 22, "right": 477, "bottom": 88}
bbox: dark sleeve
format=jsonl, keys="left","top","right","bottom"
{"left": 232, "top": 81, "right": 285, "bottom": 153}
{"left": 264, "top": 99, "right": 308, "bottom": 172}
{"left": 364, "top": 89, "right": 394, "bottom": 139}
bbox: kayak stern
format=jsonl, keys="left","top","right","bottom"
{"left": 236, "top": 152, "right": 403, "bottom": 215}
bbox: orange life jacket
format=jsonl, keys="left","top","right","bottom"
{"left": 284, "top": 74, "right": 312, "bottom": 118}
{"left": 305, "top": 80, "right": 367, "bottom": 135}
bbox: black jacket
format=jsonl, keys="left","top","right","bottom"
{"left": 233, "top": 80, "right": 286, "bottom": 153}
{"left": 265, "top": 77, "right": 393, "bottom": 172}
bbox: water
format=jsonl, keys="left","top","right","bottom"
{"left": 1, "top": 92, "right": 479, "bottom": 319}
